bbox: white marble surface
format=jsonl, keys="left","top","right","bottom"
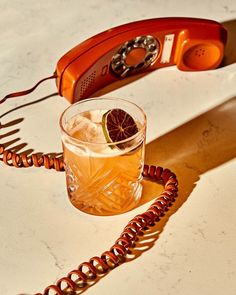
{"left": 0, "top": 1, "right": 236, "bottom": 294}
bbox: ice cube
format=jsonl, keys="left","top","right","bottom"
{"left": 68, "top": 114, "right": 107, "bottom": 144}
{"left": 90, "top": 109, "right": 107, "bottom": 123}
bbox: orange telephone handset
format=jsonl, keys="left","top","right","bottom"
{"left": 56, "top": 17, "right": 227, "bottom": 103}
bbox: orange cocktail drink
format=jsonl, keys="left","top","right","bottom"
{"left": 60, "top": 97, "right": 146, "bottom": 215}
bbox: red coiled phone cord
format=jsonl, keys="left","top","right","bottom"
{"left": 0, "top": 143, "right": 65, "bottom": 171}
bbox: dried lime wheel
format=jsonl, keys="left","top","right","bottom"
{"left": 102, "top": 108, "right": 138, "bottom": 148}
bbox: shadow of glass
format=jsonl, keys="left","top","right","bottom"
{"left": 142, "top": 96, "right": 236, "bottom": 208}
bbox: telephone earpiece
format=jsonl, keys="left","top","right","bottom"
{"left": 180, "top": 43, "right": 223, "bottom": 70}
{"left": 174, "top": 29, "right": 225, "bottom": 71}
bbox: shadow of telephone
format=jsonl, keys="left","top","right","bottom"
{"left": 0, "top": 17, "right": 228, "bottom": 105}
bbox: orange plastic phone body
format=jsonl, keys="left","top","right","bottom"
{"left": 56, "top": 17, "right": 227, "bottom": 103}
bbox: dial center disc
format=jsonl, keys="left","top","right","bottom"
{"left": 125, "top": 47, "right": 147, "bottom": 66}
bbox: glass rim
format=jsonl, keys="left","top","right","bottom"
{"left": 59, "top": 97, "right": 147, "bottom": 146}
